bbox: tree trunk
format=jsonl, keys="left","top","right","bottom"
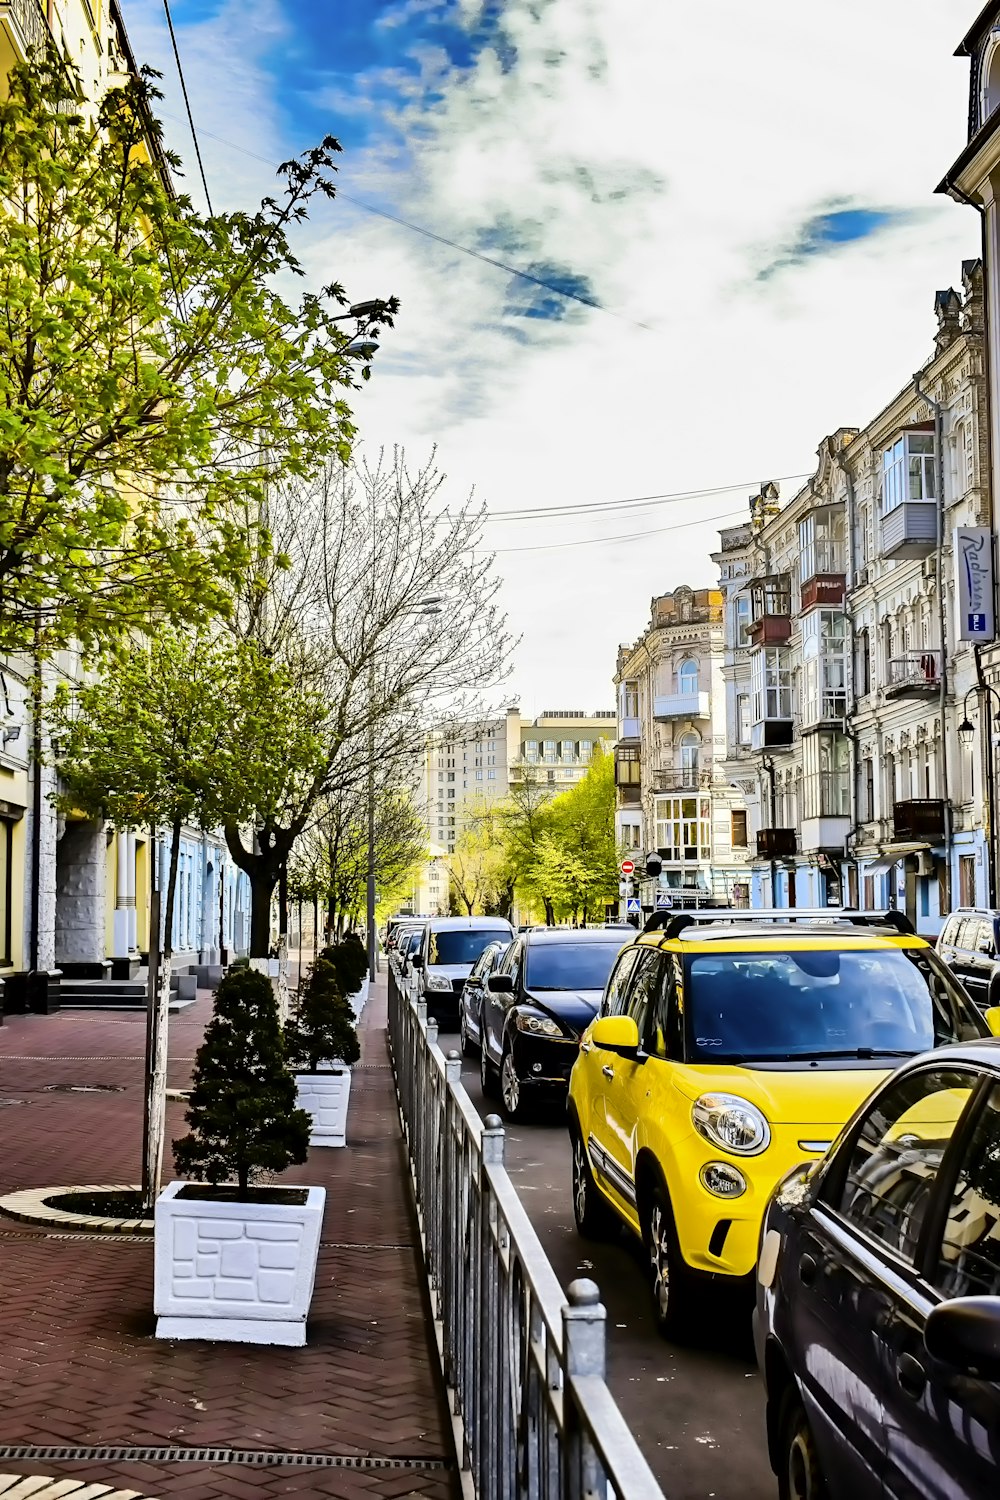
{"left": 249, "top": 869, "right": 278, "bottom": 957}
{"left": 544, "top": 898, "right": 555, "bottom": 927}
{"left": 142, "top": 816, "right": 182, "bottom": 1212}
{"left": 278, "top": 863, "right": 289, "bottom": 940}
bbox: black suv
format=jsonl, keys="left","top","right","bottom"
{"left": 938, "top": 908, "right": 1000, "bottom": 1010}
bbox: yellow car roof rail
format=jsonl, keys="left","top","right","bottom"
{"left": 641, "top": 908, "right": 916, "bottom": 940}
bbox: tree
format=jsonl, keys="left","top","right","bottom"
{"left": 174, "top": 968, "right": 310, "bottom": 1196}
{"left": 537, "top": 751, "right": 617, "bottom": 924}
{"left": 222, "top": 451, "right": 515, "bottom": 953}
{"left": 51, "top": 627, "right": 327, "bottom": 1205}
{"left": 284, "top": 956, "right": 360, "bottom": 1074}
{"left": 491, "top": 773, "right": 559, "bottom": 924}
{"left": 0, "top": 53, "right": 396, "bottom": 659}
{"left": 449, "top": 814, "right": 508, "bottom": 915}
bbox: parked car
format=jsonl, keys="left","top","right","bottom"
{"left": 938, "top": 907, "right": 1000, "bottom": 1010}
{"left": 756, "top": 1040, "right": 1000, "bottom": 1500}
{"left": 413, "top": 915, "right": 515, "bottom": 1026}
{"left": 459, "top": 940, "right": 511, "bottom": 1058}
{"left": 479, "top": 927, "right": 629, "bottom": 1121}
{"left": 568, "top": 908, "right": 996, "bottom": 1340}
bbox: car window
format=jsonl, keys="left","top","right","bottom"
{"left": 524, "top": 941, "right": 624, "bottom": 992}
{"left": 503, "top": 941, "right": 523, "bottom": 988}
{"left": 428, "top": 929, "right": 511, "bottom": 965}
{"left": 602, "top": 948, "right": 641, "bottom": 1016}
{"left": 933, "top": 1083, "right": 1000, "bottom": 1298}
{"left": 648, "top": 954, "right": 681, "bottom": 1060}
{"left": 625, "top": 950, "right": 664, "bottom": 1039}
{"left": 978, "top": 922, "right": 995, "bottom": 957}
{"left": 469, "top": 943, "right": 500, "bottom": 980}
{"left": 956, "top": 917, "right": 976, "bottom": 953}
{"left": 681, "top": 945, "right": 986, "bottom": 1064}
{"left": 832, "top": 1066, "right": 976, "bottom": 1264}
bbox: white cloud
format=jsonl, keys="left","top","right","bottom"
{"left": 119, "top": 0, "right": 983, "bottom": 716}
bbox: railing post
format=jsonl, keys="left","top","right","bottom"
{"left": 478, "top": 1114, "right": 505, "bottom": 1500}
{"left": 562, "top": 1279, "right": 608, "bottom": 1500}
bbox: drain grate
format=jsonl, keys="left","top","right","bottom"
{"left": 0, "top": 1445, "right": 451, "bottom": 1471}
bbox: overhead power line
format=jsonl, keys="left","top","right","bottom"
{"left": 480, "top": 505, "right": 746, "bottom": 554}
{"left": 473, "top": 471, "right": 811, "bottom": 523}
{"left": 161, "top": 0, "right": 213, "bottom": 215}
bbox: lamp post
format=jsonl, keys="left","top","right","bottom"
{"left": 761, "top": 754, "right": 778, "bottom": 908}
{"left": 365, "top": 597, "right": 444, "bottom": 983}
{"left": 958, "top": 685, "right": 1000, "bottom": 906}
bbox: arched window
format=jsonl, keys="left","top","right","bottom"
{"left": 983, "top": 31, "right": 1000, "bottom": 125}
{"left": 678, "top": 659, "right": 699, "bottom": 696}
{"left": 678, "top": 732, "right": 700, "bottom": 787}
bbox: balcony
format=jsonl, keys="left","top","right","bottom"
{"left": 654, "top": 690, "right": 710, "bottom": 720}
{"left": 747, "top": 613, "right": 791, "bottom": 647}
{"left": 799, "top": 573, "right": 846, "bottom": 613}
{"left": 757, "top": 828, "right": 797, "bottom": 860}
{"left": 650, "top": 770, "right": 711, "bottom": 794}
{"left": 751, "top": 719, "right": 794, "bottom": 749}
{"left": 617, "top": 785, "right": 642, "bottom": 807}
{"left": 893, "top": 799, "right": 946, "bottom": 843}
{"left": 620, "top": 715, "right": 640, "bottom": 740}
{"left": 0, "top": 0, "right": 49, "bottom": 58}
{"left": 881, "top": 502, "right": 936, "bottom": 561}
{"left": 885, "top": 652, "right": 941, "bottom": 699}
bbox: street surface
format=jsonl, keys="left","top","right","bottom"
{"left": 460, "top": 1056, "right": 777, "bottom": 1500}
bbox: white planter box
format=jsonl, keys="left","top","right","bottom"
{"left": 154, "top": 1181, "right": 325, "bottom": 1347}
{"left": 295, "top": 1063, "right": 351, "bottom": 1148}
{"left": 350, "top": 975, "right": 370, "bottom": 1019}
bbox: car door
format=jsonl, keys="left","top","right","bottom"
{"left": 953, "top": 918, "right": 982, "bottom": 1002}
{"left": 578, "top": 946, "right": 641, "bottom": 1182}
{"left": 463, "top": 943, "right": 497, "bottom": 1039}
{"left": 482, "top": 940, "right": 522, "bottom": 1067}
{"left": 791, "top": 1065, "right": 978, "bottom": 1500}
{"left": 880, "top": 1076, "right": 1000, "bottom": 1500}
{"left": 598, "top": 948, "right": 666, "bottom": 1221}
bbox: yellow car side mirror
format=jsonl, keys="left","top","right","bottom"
{"left": 985, "top": 1006, "right": 1000, "bottom": 1038}
{"left": 591, "top": 1014, "right": 641, "bottom": 1058}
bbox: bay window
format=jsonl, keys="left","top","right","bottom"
{"left": 750, "top": 647, "right": 794, "bottom": 722}
{"left": 800, "top": 610, "right": 849, "bottom": 725}
{"left": 799, "top": 507, "right": 846, "bottom": 581}
{"left": 802, "top": 733, "right": 850, "bottom": 819}
{"left": 882, "top": 431, "right": 936, "bottom": 512}
{"left": 654, "top": 795, "right": 712, "bottom": 863}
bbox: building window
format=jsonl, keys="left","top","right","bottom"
{"left": 737, "top": 694, "right": 751, "bottom": 745}
{"left": 678, "top": 732, "right": 700, "bottom": 788}
{"left": 959, "top": 854, "right": 976, "bottom": 907}
{"left": 731, "top": 810, "right": 748, "bottom": 848}
{"left": 882, "top": 431, "right": 936, "bottom": 513}
{"left": 621, "top": 823, "right": 641, "bottom": 850}
{"left": 615, "top": 745, "right": 641, "bottom": 786}
{"left": 579, "top": 740, "right": 592, "bottom": 763}
{"left": 561, "top": 739, "right": 575, "bottom": 760}
{"left": 475, "top": 769, "right": 483, "bottom": 780}
{"left": 750, "top": 648, "right": 793, "bottom": 722}
{"left": 856, "top": 628, "right": 871, "bottom": 698}
{"left": 733, "top": 595, "right": 752, "bottom": 646}
{"left": 487, "top": 769, "right": 496, "bottom": 780}
{"left": 800, "top": 610, "right": 848, "bottom": 725}
{"left": 799, "top": 508, "right": 846, "bottom": 582}
{"left": 863, "top": 757, "right": 875, "bottom": 822}
{"left": 802, "top": 733, "right": 850, "bottom": 819}
{"left": 622, "top": 681, "right": 639, "bottom": 718}
{"left": 524, "top": 741, "right": 538, "bottom": 762}
{"left": 543, "top": 739, "right": 557, "bottom": 763}
{"left": 654, "top": 796, "right": 712, "bottom": 863}
{"left": 678, "top": 659, "right": 699, "bottom": 696}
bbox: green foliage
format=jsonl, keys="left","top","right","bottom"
{"left": 320, "top": 939, "right": 369, "bottom": 997}
{"left": 285, "top": 956, "right": 360, "bottom": 1073}
{"left": 0, "top": 54, "right": 396, "bottom": 658}
{"left": 449, "top": 809, "right": 509, "bottom": 915}
{"left": 173, "top": 968, "right": 310, "bottom": 1196}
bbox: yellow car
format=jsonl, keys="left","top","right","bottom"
{"left": 567, "top": 908, "right": 997, "bottom": 1339}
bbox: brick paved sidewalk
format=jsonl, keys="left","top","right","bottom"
{"left": 0, "top": 976, "right": 457, "bottom": 1499}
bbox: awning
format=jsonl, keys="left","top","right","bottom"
{"left": 864, "top": 843, "right": 931, "bottom": 877}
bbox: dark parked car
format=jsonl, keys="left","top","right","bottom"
{"left": 479, "top": 928, "right": 628, "bottom": 1122}
{"left": 938, "top": 908, "right": 1000, "bottom": 1011}
{"left": 756, "top": 1041, "right": 1000, "bottom": 1500}
{"left": 459, "top": 940, "right": 510, "bottom": 1058}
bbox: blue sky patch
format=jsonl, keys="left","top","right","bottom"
{"left": 757, "top": 203, "right": 910, "bottom": 281}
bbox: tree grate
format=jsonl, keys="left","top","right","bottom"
{"left": 0, "top": 1446, "right": 451, "bottom": 1471}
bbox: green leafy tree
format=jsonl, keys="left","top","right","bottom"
{"left": 285, "top": 956, "right": 360, "bottom": 1073}
{"left": 497, "top": 752, "right": 616, "bottom": 924}
{"left": 0, "top": 53, "right": 396, "bottom": 658}
{"left": 449, "top": 814, "right": 509, "bottom": 915}
{"left": 174, "top": 968, "right": 310, "bottom": 1196}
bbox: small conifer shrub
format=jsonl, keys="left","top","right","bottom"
{"left": 321, "top": 938, "right": 369, "bottom": 997}
{"left": 285, "top": 957, "right": 361, "bottom": 1074}
{"left": 173, "top": 968, "right": 311, "bottom": 1196}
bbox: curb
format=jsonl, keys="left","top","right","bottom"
{"left": 0, "top": 1185, "right": 153, "bottom": 1236}
{"left": 0, "top": 1479, "right": 157, "bottom": 1498}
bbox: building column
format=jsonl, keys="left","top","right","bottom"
{"left": 112, "top": 827, "right": 130, "bottom": 956}
{"left": 126, "top": 829, "right": 137, "bottom": 951}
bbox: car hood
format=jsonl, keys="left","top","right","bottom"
{"left": 522, "top": 990, "right": 603, "bottom": 1034}
{"left": 669, "top": 1062, "right": 894, "bottom": 1129}
{"left": 427, "top": 964, "right": 474, "bottom": 981}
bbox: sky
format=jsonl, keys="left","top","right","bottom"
{"left": 120, "top": 0, "right": 984, "bottom": 718}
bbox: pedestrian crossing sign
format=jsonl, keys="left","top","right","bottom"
{"left": 626, "top": 898, "right": 641, "bottom": 915}
{"left": 655, "top": 892, "right": 672, "bottom": 909}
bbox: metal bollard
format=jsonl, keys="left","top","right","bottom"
{"left": 562, "top": 1279, "right": 608, "bottom": 1500}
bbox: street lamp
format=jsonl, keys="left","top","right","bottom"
{"left": 364, "top": 597, "right": 445, "bottom": 983}
{"left": 958, "top": 685, "right": 1000, "bottom": 905}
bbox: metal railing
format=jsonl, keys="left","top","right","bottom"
{"left": 387, "top": 967, "right": 665, "bottom": 1500}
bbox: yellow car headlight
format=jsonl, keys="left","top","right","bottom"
{"left": 692, "top": 1093, "right": 771, "bottom": 1156}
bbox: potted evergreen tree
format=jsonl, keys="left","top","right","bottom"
{"left": 155, "top": 968, "right": 322, "bottom": 1347}
{"left": 286, "top": 957, "right": 361, "bottom": 1148}
{"left": 322, "top": 936, "right": 370, "bottom": 1016}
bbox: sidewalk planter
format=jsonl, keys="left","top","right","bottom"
{"left": 350, "top": 975, "right": 370, "bottom": 1019}
{"left": 294, "top": 1062, "right": 352, "bottom": 1148}
{"left": 154, "top": 1180, "right": 325, "bottom": 1347}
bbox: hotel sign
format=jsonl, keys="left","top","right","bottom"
{"left": 955, "top": 527, "right": 996, "bottom": 643}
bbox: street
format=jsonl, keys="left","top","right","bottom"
{"left": 459, "top": 1057, "right": 776, "bottom": 1500}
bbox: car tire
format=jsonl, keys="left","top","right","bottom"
{"left": 777, "top": 1389, "right": 828, "bottom": 1500}
{"left": 480, "top": 1032, "right": 499, "bottom": 1099}
{"left": 460, "top": 1008, "right": 478, "bottom": 1059}
{"left": 570, "top": 1123, "right": 615, "bottom": 1239}
{"left": 500, "top": 1040, "right": 530, "bottom": 1123}
{"left": 643, "top": 1184, "right": 695, "bottom": 1341}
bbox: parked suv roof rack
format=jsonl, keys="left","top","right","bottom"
{"left": 642, "top": 908, "right": 916, "bottom": 940}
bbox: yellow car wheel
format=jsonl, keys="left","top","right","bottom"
{"left": 570, "top": 1126, "right": 615, "bottom": 1240}
{"left": 643, "top": 1185, "right": 695, "bottom": 1341}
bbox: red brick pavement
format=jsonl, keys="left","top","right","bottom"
{"left": 0, "top": 979, "right": 458, "bottom": 1499}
